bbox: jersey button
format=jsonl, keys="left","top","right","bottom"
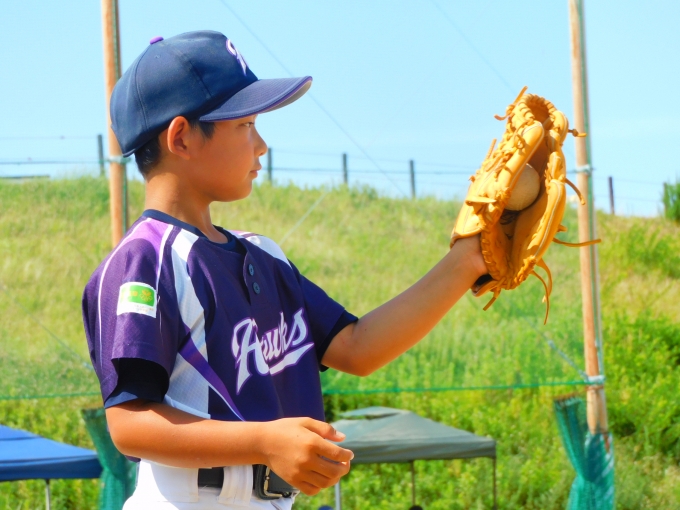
{"left": 252, "top": 282, "right": 261, "bottom": 294}
{"left": 248, "top": 263, "right": 255, "bottom": 276}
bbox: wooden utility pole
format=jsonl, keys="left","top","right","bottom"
{"left": 102, "top": 0, "right": 128, "bottom": 247}
{"left": 409, "top": 160, "right": 416, "bottom": 199}
{"left": 568, "top": 0, "right": 609, "bottom": 437}
{"left": 608, "top": 176, "right": 615, "bottom": 215}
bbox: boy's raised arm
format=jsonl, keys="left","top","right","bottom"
{"left": 106, "top": 401, "right": 353, "bottom": 496}
{"left": 321, "top": 235, "right": 486, "bottom": 376}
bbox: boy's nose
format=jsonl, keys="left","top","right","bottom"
{"left": 255, "top": 131, "right": 268, "bottom": 157}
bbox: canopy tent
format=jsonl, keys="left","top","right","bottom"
{"left": 0, "top": 424, "right": 102, "bottom": 509}
{"left": 331, "top": 407, "right": 497, "bottom": 509}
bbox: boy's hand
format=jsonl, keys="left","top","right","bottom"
{"left": 260, "top": 417, "right": 353, "bottom": 496}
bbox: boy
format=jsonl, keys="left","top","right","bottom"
{"left": 82, "top": 31, "right": 487, "bottom": 509}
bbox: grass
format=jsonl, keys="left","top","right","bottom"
{"left": 0, "top": 177, "right": 678, "bottom": 508}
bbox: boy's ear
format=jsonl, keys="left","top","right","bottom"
{"left": 165, "top": 116, "right": 194, "bottom": 160}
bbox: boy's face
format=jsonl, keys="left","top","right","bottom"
{"left": 188, "top": 114, "right": 267, "bottom": 203}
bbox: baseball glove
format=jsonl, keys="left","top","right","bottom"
{"left": 450, "top": 87, "right": 599, "bottom": 323}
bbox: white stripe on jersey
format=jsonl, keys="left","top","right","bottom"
{"left": 97, "top": 218, "right": 153, "bottom": 369}
{"left": 167, "top": 230, "right": 210, "bottom": 417}
{"left": 229, "top": 231, "right": 291, "bottom": 267}
{"left": 167, "top": 230, "right": 244, "bottom": 421}
{"left": 156, "top": 224, "right": 173, "bottom": 291}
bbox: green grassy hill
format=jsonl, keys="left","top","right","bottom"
{"left": 1, "top": 177, "right": 679, "bottom": 509}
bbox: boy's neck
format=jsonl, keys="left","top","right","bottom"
{"left": 143, "top": 171, "right": 228, "bottom": 244}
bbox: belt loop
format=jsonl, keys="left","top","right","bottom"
{"left": 218, "top": 465, "right": 252, "bottom": 507}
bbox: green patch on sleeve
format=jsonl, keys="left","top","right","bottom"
{"left": 117, "top": 282, "right": 157, "bottom": 317}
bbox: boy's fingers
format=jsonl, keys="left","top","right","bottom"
{"left": 303, "top": 419, "right": 346, "bottom": 442}
{"left": 298, "top": 481, "right": 322, "bottom": 496}
{"left": 305, "top": 469, "right": 340, "bottom": 490}
{"left": 315, "top": 438, "right": 354, "bottom": 463}
{"left": 312, "top": 457, "right": 351, "bottom": 480}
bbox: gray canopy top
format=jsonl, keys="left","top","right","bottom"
{"left": 331, "top": 407, "right": 496, "bottom": 464}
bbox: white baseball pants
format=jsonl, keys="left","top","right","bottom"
{"left": 123, "top": 460, "right": 296, "bottom": 510}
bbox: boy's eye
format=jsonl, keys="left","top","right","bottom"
{"left": 243, "top": 122, "right": 254, "bottom": 127}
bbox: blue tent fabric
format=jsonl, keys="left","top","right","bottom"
{"left": 0, "top": 425, "right": 102, "bottom": 481}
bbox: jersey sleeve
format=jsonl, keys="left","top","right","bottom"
{"left": 82, "top": 237, "right": 182, "bottom": 403}
{"left": 288, "top": 261, "right": 358, "bottom": 369}
{"left": 104, "top": 358, "right": 169, "bottom": 408}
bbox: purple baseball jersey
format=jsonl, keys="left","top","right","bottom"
{"left": 82, "top": 210, "right": 351, "bottom": 422}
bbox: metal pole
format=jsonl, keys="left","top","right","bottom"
{"left": 97, "top": 134, "right": 105, "bottom": 177}
{"left": 342, "top": 153, "right": 348, "bottom": 185}
{"left": 409, "top": 160, "right": 416, "bottom": 199}
{"left": 410, "top": 461, "right": 416, "bottom": 507}
{"left": 608, "top": 176, "right": 615, "bottom": 215}
{"left": 568, "top": 0, "right": 609, "bottom": 436}
{"left": 334, "top": 481, "right": 342, "bottom": 510}
{"left": 492, "top": 458, "right": 498, "bottom": 510}
{"left": 45, "top": 479, "right": 51, "bottom": 510}
{"left": 102, "top": 0, "right": 128, "bottom": 247}
{"left": 267, "top": 148, "right": 273, "bottom": 183}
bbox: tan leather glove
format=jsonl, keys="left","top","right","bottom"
{"left": 450, "top": 88, "right": 599, "bottom": 323}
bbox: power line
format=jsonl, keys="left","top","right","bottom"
{"left": 0, "top": 283, "right": 93, "bottom": 370}
{"left": 272, "top": 148, "right": 479, "bottom": 170}
{"left": 429, "top": 0, "right": 515, "bottom": 94}
{"left": 0, "top": 160, "right": 100, "bottom": 165}
{"left": 593, "top": 177, "right": 666, "bottom": 187}
{"left": 270, "top": 166, "right": 471, "bottom": 176}
{"left": 279, "top": 190, "right": 331, "bottom": 246}
{"left": 0, "top": 136, "right": 96, "bottom": 141}
{"left": 594, "top": 194, "right": 660, "bottom": 204}
{"left": 216, "top": 0, "right": 410, "bottom": 198}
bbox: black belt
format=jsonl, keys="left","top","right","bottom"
{"left": 197, "top": 465, "right": 296, "bottom": 500}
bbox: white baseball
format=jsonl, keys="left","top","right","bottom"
{"left": 506, "top": 163, "right": 540, "bottom": 211}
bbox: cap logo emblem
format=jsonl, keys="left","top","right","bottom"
{"left": 226, "top": 39, "right": 248, "bottom": 75}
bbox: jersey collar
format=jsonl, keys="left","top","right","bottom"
{"left": 142, "top": 209, "right": 236, "bottom": 247}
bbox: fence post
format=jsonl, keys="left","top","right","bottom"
{"left": 342, "top": 153, "right": 348, "bottom": 185}
{"left": 409, "top": 159, "right": 416, "bottom": 199}
{"left": 97, "top": 134, "right": 105, "bottom": 177}
{"left": 608, "top": 176, "right": 614, "bottom": 215}
{"left": 267, "top": 148, "right": 272, "bottom": 183}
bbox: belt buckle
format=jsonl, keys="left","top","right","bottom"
{"left": 254, "top": 465, "right": 294, "bottom": 500}
{"left": 263, "top": 466, "right": 284, "bottom": 499}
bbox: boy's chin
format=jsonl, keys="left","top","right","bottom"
{"left": 220, "top": 183, "right": 253, "bottom": 203}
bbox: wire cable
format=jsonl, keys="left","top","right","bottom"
{"left": 429, "top": 0, "right": 515, "bottom": 94}
{"left": 279, "top": 190, "right": 331, "bottom": 246}
{"left": 0, "top": 160, "right": 100, "bottom": 165}
{"left": 0, "top": 136, "right": 96, "bottom": 141}
{"left": 322, "top": 380, "right": 588, "bottom": 396}
{"left": 0, "top": 283, "right": 93, "bottom": 370}
{"left": 215, "top": 0, "right": 409, "bottom": 198}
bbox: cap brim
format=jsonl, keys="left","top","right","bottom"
{"left": 199, "top": 76, "right": 312, "bottom": 121}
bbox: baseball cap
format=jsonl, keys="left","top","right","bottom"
{"left": 110, "top": 30, "right": 312, "bottom": 156}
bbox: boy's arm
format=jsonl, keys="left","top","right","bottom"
{"left": 105, "top": 400, "right": 352, "bottom": 496}
{"left": 321, "top": 235, "right": 486, "bottom": 376}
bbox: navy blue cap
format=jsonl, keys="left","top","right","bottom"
{"left": 110, "top": 31, "right": 312, "bottom": 156}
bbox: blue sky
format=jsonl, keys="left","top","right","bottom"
{"left": 1, "top": 0, "right": 678, "bottom": 216}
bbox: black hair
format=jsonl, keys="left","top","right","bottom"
{"left": 134, "top": 118, "right": 216, "bottom": 178}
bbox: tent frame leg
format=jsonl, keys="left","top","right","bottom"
{"left": 334, "top": 480, "right": 342, "bottom": 510}
{"left": 410, "top": 460, "right": 416, "bottom": 507}
{"left": 45, "top": 479, "right": 51, "bottom": 510}
{"left": 492, "top": 458, "right": 497, "bottom": 510}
